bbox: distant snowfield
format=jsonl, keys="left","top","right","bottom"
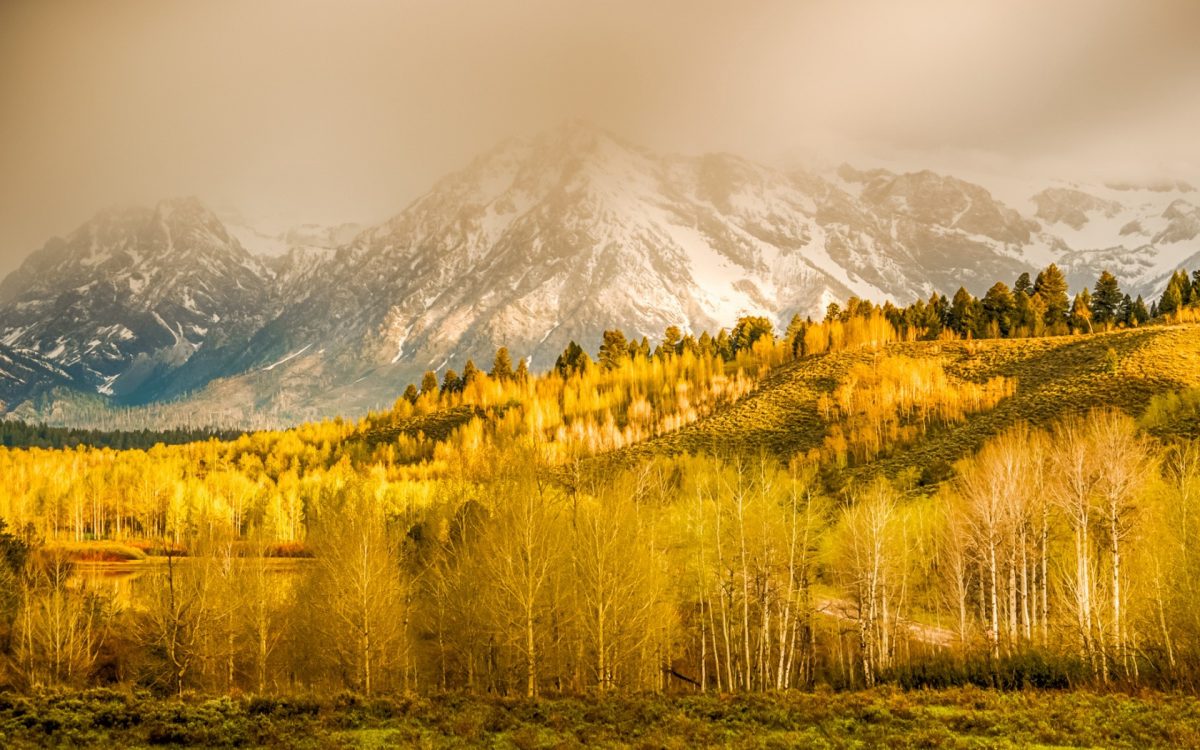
{"left": 218, "top": 209, "right": 364, "bottom": 260}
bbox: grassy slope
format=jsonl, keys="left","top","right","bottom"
{"left": 627, "top": 324, "right": 1200, "bottom": 479}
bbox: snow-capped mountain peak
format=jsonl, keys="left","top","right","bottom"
{"left": 1, "top": 127, "right": 1197, "bottom": 426}
{"left": 0, "top": 197, "right": 275, "bottom": 401}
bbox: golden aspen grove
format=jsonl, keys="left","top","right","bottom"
{"left": 2, "top": 266, "right": 1200, "bottom": 748}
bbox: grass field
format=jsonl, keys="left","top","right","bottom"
{"left": 1, "top": 688, "right": 1196, "bottom": 749}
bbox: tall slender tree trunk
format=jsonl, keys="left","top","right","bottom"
{"left": 526, "top": 606, "right": 537, "bottom": 697}
{"left": 1111, "top": 513, "right": 1125, "bottom": 678}
{"left": 1040, "top": 508, "right": 1050, "bottom": 646}
{"left": 988, "top": 538, "right": 1000, "bottom": 661}
{"left": 1007, "top": 552, "right": 1018, "bottom": 649}
{"left": 1020, "top": 529, "right": 1032, "bottom": 642}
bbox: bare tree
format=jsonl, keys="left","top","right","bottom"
{"left": 308, "top": 480, "right": 411, "bottom": 696}
{"left": 480, "top": 450, "right": 565, "bottom": 697}
{"left": 830, "top": 478, "right": 901, "bottom": 687}
{"left": 956, "top": 425, "right": 1034, "bottom": 659}
{"left": 13, "top": 550, "right": 110, "bottom": 688}
{"left": 1089, "top": 410, "right": 1153, "bottom": 679}
{"left": 571, "top": 470, "right": 659, "bottom": 691}
{"left": 1049, "top": 414, "right": 1105, "bottom": 679}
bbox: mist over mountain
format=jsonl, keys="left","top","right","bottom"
{"left": 1, "top": 124, "right": 1197, "bottom": 426}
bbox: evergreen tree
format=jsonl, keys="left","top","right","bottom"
{"left": 661, "top": 326, "right": 683, "bottom": 355}
{"left": 490, "top": 347, "right": 514, "bottom": 381}
{"left": 555, "top": 341, "right": 590, "bottom": 377}
{"left": 784, "top": 314, "right": 805, "bottom": 353}
{"left": 679, "top": 334, "right": 699, "bottom": 356}
{"left": 461, "top": 359, "right": 481, "bottom": 385}
{"left": 1090, "top": 270, "right": 1123, "bottom": 326}
{"left": 921, "top": 297, "right": 944, "bottom": 339}
{"left": 886, "top": 300, "right": 908, "bottom": 334}
{"left": 598, "top": 330, "right": 629, "bottom": 370}
{"left": 931, "top": 292, "right": 949, "bottom": 317}
{"left": 0, "top": 518, "right": 29, "bottom": 636}
{"left": 882, "top": 301, "right": 905, "bottom": 334}
{"left": 1159, "top": 274, "right": 1185, "bottom": 317}
{"left": 0, "top": 519, "right": 29, "bottom": 579}
{"left": 731, "top": 316, "right": 774, "bottom": 353}
{"left": 420, "top": 371, "right": 439, "bottom": 396}
{"left": 824, "top": 302, "right": 841, "bottom": 323}
{"left": 968, "top": 298, "right": 988, "bottom": 339}
{"left": 1118, "top": 294, "right": 1134, "bottom": 327}
{"left": 1133, "top": 295, "right": 1150, "bottom": 324}
{"left": 1034, "top": 263, "right": 1070, "bottom": 328}
{"left": 947, "top": 287, "right": 976, "bottom": 336}
{"left": 441, "top": 369, "right": 461, "bottom": 394}
{"left": 981, "top": 282, "right": 1015, "bottom": 337}
{"left": 714, "top": 329, "right": 733, "bottom": 361}
{"left": 1014, "top": 271, "right": 1033, "bottom": 296}
{"left": 402, "top": 384, "right": 419, "bottom": 404}
{"left": 1012, "top": 291, "right": 1037, "bottom": 336}
{"left": 636, "top": 336, "right": 652, "bottom": 360}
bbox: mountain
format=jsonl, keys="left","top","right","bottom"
{"left": 1, "top": 124, "right": 1197, "bottom": 426}
{"left": 1025, "top": 183, "right": 1200, "bottom": 295}
{"left": 229, "top": 127, "right": 1052, "bottom": 403}
{"left": 0, "top": 197, "right": 275, "bottom": 403}
{"left": 218, "top": 211, "right": 363, "bottom": 297}
{"left": 0, "top": 344, "right": 77, "bottom": 412}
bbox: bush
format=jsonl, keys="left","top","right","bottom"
{"left": 0, "top": 688, "right": 1198, "bottom": 748}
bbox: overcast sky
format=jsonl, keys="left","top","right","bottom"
{"left": 2, "top": 0, "right": 1198, "bottom": 278}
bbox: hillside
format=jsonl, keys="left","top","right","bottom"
{"left": 255, "top": 322, "right": 1200, "bottom": 486}
{"left": 8, "top": 323, "right": 1199, "bottom": 481}
{"left": 635, "top": 324, "right": 1200, "bottom": 477}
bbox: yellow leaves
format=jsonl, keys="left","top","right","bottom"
{"left": 1141, "top": 386, "right": 1200, "bottom": 436}
{"left": 800, "top": 311, "right": 898, "bottom": 358}
{"left": 818, "top": 354, "right": 1016, "bottom": 465}
{"left": 0, "top": 325, "right": 792, "bottom": 546}
{"left": 627, "top": 396, "right": 653, "bottom": 428}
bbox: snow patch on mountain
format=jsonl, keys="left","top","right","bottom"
{"left": 263, "top": 344, "right": 313, "bottom": 372}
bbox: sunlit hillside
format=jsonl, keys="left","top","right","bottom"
{"left": 648, "top": 323, "right": 1200, "bottom": 476}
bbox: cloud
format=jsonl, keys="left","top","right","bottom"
{"left": 1, "top": 0, "right": 1197, "bottom": 277}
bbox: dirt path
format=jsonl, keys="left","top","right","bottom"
{"left": 814, "top": 595, "right": 957, "bottom": 649}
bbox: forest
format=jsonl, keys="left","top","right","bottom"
{"left": 2, "top": 264, "right": 1200, "bottom": 745}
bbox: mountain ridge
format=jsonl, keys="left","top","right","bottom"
{"left": 1, "top": 124, "right": 1197, "bottom": 426}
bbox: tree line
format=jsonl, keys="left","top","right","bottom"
{"left": 2, "top": 411, "right": 1200, "bottom": 696}
{"left": 0, "top": 419, "right": 239, "bottom": 451}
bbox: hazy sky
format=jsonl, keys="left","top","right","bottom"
{"left": 2, "top": 0, "right": 1198, "bottom": 278}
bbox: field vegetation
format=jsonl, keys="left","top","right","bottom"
{"left": 1, "top": 687, "right": 1198, "bottom": 749}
